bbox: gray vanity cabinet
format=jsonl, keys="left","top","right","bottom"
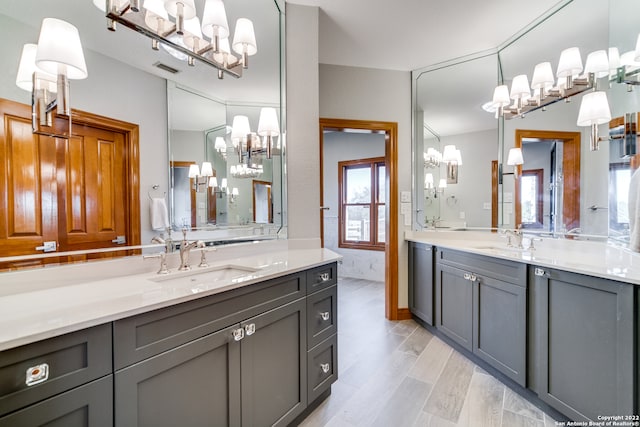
{"left": 435, "top": 249, "right": 527, "bottom": 385}
{"left": 409, "top": 242, "right": 435, "bottom": 325}
{"left": 532, "top": 267, "right": 635, "bottom": 421}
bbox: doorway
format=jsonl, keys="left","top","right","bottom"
{"left": 319, "top": 118, "right": 403, "bottom": 320}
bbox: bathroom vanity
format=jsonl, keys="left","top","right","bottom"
{"left": 0, "top": 242, "right": 339, "bottom": 427}
{"left": 407, "top": 231, "right": 639, "bottom": 422}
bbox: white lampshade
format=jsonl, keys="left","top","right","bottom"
{"left": 507, "top": 147, "right": 524, "bottom": 166}
{"left": 200, "top": 161, "right": 213, "bottom": 176}
{"left": 438, "top": 179, "right": 447, "bottom": 189}
{"left": 492, "top": 85, "right": 510, "bottom": 107}
{"left": 426, "top": 147, "right": 441, "bottom": 161}
{"left": 577, "top": 91, "right": 611, "bottom": 126}
{"left": 231, "top": 187, "right": 239, "bottom": 196}
{"left": 231, "top": 115, "right": 251, "bottom": 139}
{"left": 531, "top": 62, "right": 554, "bottom": 91}
{"left": 584, "top": 50, "right": 609, "bottom": 78}
{"left": 213, "top": 37, "right": 239, "bottom": 65}
{"left": 201, "top": 0, "right": 229, "bottom": 40}
{"left": 441, "top": 145, "right": 457, "bottom": 163}
{"left": 144, "top": 0, "right": 169, "bottom": 30}
{"left": 164, "top": 0, "right": 196, "bottom": 19}
{"left": 188, "top": 164, "right": 200, "bottom": 178}
{"left": 425, "top": 173, "right": 434, "bottom": 188}
{"left": 35, "top": 18, "right": 88, "bottom": 80}
{"left": 93, "top": 0, "right": 127, "bottom": 11}
{"left": 635, "top": 33, "right": 640, "bottom": 62}
{"left": 230, "top": 165, "right": 237, "bottom": 175}
{"left": 214, "top": 136, "right": 226, "bottom": 151}
{"left": 183, "top": 16, "right": 203, "bottom": 46}
{"left": 209, "top": 176, "right": 218, "bottom": 187}
{"left": 232, "top": 18, "right": 257, "bottom": 56}
{"left": 221, "top": 178, "right": 228, "bottom": 189}
{"left": 557, "top": 47, "right": 583, "bottom": 78}
{"left": 510, "top": 74, "right": 530, "bottom": 99}
{"left": 258, "top": 107, "right": 280, "bottom": 137}
{"left": 16, "top": 44, "right": 56, "bottom": 92}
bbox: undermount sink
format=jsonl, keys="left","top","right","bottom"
{"left": 150, "top": 264, "right": 261, "bottom": 289}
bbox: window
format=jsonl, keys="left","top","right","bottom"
{"left": 520, "top": 169, "right": 544, "bottom": 229}
{"left": 338, "top": 157, "right": 386, "bottom": 251}
{"left": 609, "top": 162, "right": 631, "bottom": 232}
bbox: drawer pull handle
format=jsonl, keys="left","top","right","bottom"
{"left": 469, "top": 274, "right": 477, "bottom": 281}
{"left": 320, "top": 312, "right": 330, "bottom": 321}
{"left": 319, "top": 272, "right": 330, "bottom": 282}
{"left": 320, "top": 363, "right": 330, "bottom": 374}
{"left": 535, "top": 268, "right": 546, "bottom": 277}
{"left": 232, "top": 328, "right": 245, "bottom": 341}
{"left": 25, "top": 363, "right": 49, "bottom": 387}
{"left": 244, "top": 323, "right": 256, "bottom": 336}
{"left": 463, "top": 273, "right": 471, "bottom": 280}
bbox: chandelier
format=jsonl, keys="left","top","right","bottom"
{"left": 94, "top": 0, "right": 257, "bottom": 79}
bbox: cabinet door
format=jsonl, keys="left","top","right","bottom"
{"left": 473, "top": 276, "right": 526, "bottom": 385}
{"left": 409, "top": 243, "right": 434, "bottom": 325}
{"left": 241, "top": 298, "right": 307, "bottom": 427}
{"left": 535, "top": 268, "right": 634, "bottom": 421}
{"left": 0, "top": 376, "right": 113, "bottom": 427}
{"left": 435, "top": 263, "right": 473, "bottom": 351}
{"left": 115, "top": 324, "right": 241, "bottom": 427}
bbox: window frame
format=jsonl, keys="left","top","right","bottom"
{"left": 520, "top": 168, "right": 544, "bottom": 229}
{"left": 338, "top": 157, "right": 386, "bottom": 251}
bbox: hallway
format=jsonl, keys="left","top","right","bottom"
{"left": 300, "top": 278, "right": 557, "bottom": 427}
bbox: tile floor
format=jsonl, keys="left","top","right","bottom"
{"left": 299, "top": 277, "right": 558, "bottom": 427}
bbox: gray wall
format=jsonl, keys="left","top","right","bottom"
{"left": 323, "top": 132, "right": 385, "bottom": 280}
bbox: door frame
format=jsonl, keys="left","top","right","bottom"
{"left": 319, "top": 118, "right": 402, "bottom": 320}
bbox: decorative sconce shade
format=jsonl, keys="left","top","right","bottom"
{"left": 635, "top": 33, "right": 640, "bottom": 62}
{"left": 145, "top": 0, "right": 169, "bottom": 31}
{"left": 35, "top": 18, "right": 88, "bottom": 80}
{"left": 424, "top": 147, "right": 442, "bottom": 168}
{"left": 492, "top": 85, "right": 510, "bottom": 107}
{"left": 93, "top": 0, "right": 128, "bottom": 12}
{"left": 425, "top": 173, "right": 434, "bottom": 189}
{"left": 182, "top": 16, "right": 203, "bottom": 49}
{"left": 557, "top": 47, "right": 583, "bottom": 78}
{"left": 200, "top": 162, "right": 213, "bottom": 177}
{"left": 220, "top": 178, "right": 228, "bottom": 189}
{"left": 214, "top": 136, "right": 227, "bottom": 152}
{"left": 584, "top": 50, "right": 609, "bottom": 78}
{"left": 531, "top": 62, "right": 555, "bottom": 99}
{"left": 16, "top": 44, "right": 56, "bottom": 92}
{"left": 231, "top": 115, "right": 251, "bottom": 140}
{"left": 232, "top": 18, "right": 257, "bottom": 68}
{"left": 188, "top": 164, "right": 200, "bottom": 178}
{"left": 609, "top": 47, "right": 621, "bottom": 74}
{"left": 438, "top": 179, "right": 447, "bottom": 189}
{"left": 258, "top": 107, "right": 280, "bottom": 159}
{"left": 209, "top": 176, "right": 218, "bottom": 187}
{"left": 201, "top": 0, "right": 230, "bottom": 49}
{"left": 164, "top": 0, "right": 196, "bottom": 34}
{"left": 213, "top": 37, "right": 238, "bottom": 66}
{"left": 577, "top": 91, "right": 611, "bottom": 151}
{"left": 507, "top": 148, "right": 524, "bottom": 166}
{"left": 441, "top": 145, "right": 457, "bottom": 163}
{"left": 510, "top": 74, "right": 530, "bottom": 100}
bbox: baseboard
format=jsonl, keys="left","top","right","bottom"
{"left": 396, "top": 308, "right": 412, "bottom": 320}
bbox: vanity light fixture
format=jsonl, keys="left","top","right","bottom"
{"left": 98, "top": 0, "right": 257, "bottom": 79}
{"left": 257, "top": 107, "right": 280, "bottom": 159}
{"left": 510, "top": 74, "right": 531, "bottom": 113}
{"left": 506, "top": 147, "right": 524, "bottom": 179}
{"left": 557, "top": 47, "right": 583, "bottom": 90}
{"left": 531, "top": 62, "right": 554, "bottom": 106}
{"left": 214, "top": 136, "right": 227, "bottom": 153}
{"left": 209, "top": 176, "right": 228, "bottom": 197}
{"left": 188, "top": 161, "right": 213, "bottom": 192}
{"left": 577, "top": 91, "right": 612, "bottom": 151}
{"left": 231, "top": 115, "right": 252, "bottom": 162}
{"left": 424, "top": 147, "right": 442, "bottom": 168}
{"left": 18, "top": 19, "right": 88, "bottom": 138}
{"left": 442, "top": 145, "right": 462, "bottom": 184}
{"left": 230, "top": 163, "right": 262, "bottom": 178}
{"left": 491, "top": 85, "right": 511, "bottom": 117}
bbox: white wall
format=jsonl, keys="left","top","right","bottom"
{"left": 323, "top": 131, "right": 385, "bottom": 280}
{"left": 319, "top": 63, "right": 412, "bottom": 307}
{"left": 0, "top": 14, "right": 168, "bottom": 247}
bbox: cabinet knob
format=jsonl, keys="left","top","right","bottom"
{"left": 244, "top": 323, "right": 256, "bottom": 336}
{"left": 320, "top": 363, "right": 330, "bottom": 374}
{"left": 320, "top": 311, "right": 330, "bottom": 321}
{"left": 25, "top": 363, "right": 49, "bottom": 387}
{"left": 469, "top": 274, "right": 477, "bottom": 281}
{"left": 319, "top": 272, "right": 330, "bottom": 282}
{"left": 463, "top": 273, "right": 471, "bottom": 280}
{"left": 232, "top": 328, "right": 245, "bottom": 341}
{"left": 534, "top": 267, "right": 546, "bottom": 277}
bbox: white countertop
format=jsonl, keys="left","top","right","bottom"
{"left": 0, "top": 241, "right": 341, "bottom": 352}
{"left": 406, "top": 230, "right": 640, "bottom": 285}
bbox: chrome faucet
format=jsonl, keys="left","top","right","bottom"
{"left": 504, "top": 229, "right": 524, "bottom": 249}
{"left": 151, "top": 228, "right": 174, "bottom": 253}
{"left": 178, "top": 228, "right": 205, "bottom": 271}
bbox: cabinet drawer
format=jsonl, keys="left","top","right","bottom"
{"left": 307, "top": 263, "right": 337, "bottom": 294}
{"left": 307, "top": 285, "right": 337, "bottom": 349}
{"left": 0, "top": 324, "right": 112, "bottom": 417}
{"left": 437, "top": 248, "right": 526, "bottom": 286}
{"left": 307, "top": 335, "right": 338, "bottom": 404}
{"left": 114, "top": 271, "right": 305, "bottom": 369}
{"left": 0, "top": 375, "right": 113, "bottom": 427}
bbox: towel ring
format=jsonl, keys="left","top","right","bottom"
{"left": 148, "top": 185, "right": 167, "bottom": 201}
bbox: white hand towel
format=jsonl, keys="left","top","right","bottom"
{"left": 629, "top": 168, "right": 640, "bottom": 252}
{"left": 150, "top": 197, "right": 170, "bottom": 231}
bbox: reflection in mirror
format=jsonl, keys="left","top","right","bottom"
{"left": 413, "top": 54, "right": 499, "bottom": 230}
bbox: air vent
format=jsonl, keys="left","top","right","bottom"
{"left": 153, "top": 62, "right": 180, "bottom": 74}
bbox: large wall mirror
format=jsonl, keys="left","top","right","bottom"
{"left": 0, "top": 0, "right": 285, "bottom": 266}
{"left": 412, "top": 0, "right": 640, "bottom": 244}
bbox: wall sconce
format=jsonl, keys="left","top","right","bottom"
{"left": 231, "top": 115, "right": 252, "bottom": 162}
{"left": 257, "top": 107, "right": 280, "bottom": 159}
{"left": 214, "top": 136, "right": 227, "bottom": 159}
{"left": 577, "top": 91, "right": 612, "bottom": 151}
{"left": 209, "top": 176, "right": 227, "bottom": 198}
{"left": 188, "top": 161, "right": 213, "bottom": 192}
{"left": 498, "top": 147, "right": 524, "bottom": 184}
{"left": 16, "top": 19, "right": 88, "bottom": 138}
{"left": 97, "top": 0, "right": 257, "bottom": 78}
{"left": 230, "top": 187, "right": 239, "bottom": 203}
{"left": 423, "top": 147, "right": 442, "bottom": 168}
{"left": 424, "top": 173, "right": 446, "bottom": 198}
{"left": 442, "top": 144, "right": 462, "bottom": 184}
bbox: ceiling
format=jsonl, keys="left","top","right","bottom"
{"left": 285, "top": 0, "right": 566, "bottom": 71}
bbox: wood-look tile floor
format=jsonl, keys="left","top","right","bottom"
{"left": 299, "top": 277, "right": 558, "bottom": 427}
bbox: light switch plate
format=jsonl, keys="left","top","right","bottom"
{"left": 401, "top": 191, "right": 411, "bottom": 202}
{"left": 483, "top": 202, "right": 491, "bottom": 210}
{"left": 401, "top": 202, "right": 411, "bottom": 214}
